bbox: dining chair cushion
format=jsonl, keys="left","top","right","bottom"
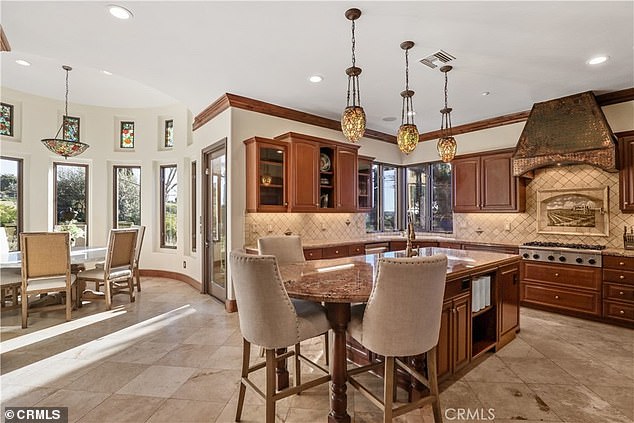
{"left": 348, "top": 254, "right": 448, "bottom": 357}
{"left": 257, "top": 236, "right": 306, "bottom": 265}
{"left": 78, "top": 267, "right": 132, "bottom": 281}
{"left": 230, "top": 251, "right": 330, "bottom": 349}
{"left": 27, "top": 275, "right": 77, "bottom": 291}
{"left": 0, "top": 268, "right": 22, "bottom": 285}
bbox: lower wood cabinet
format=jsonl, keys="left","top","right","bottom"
{"left": 498, "top": 263, "right": 520, "bottom": 347}
{"left": 602, "top": 255, "right": 634, "bottom": 325}
{"left": 303, "top": 248, "right": 322, "bottom": 260}
{"left": 437, "top": 293, "right": 471, "bottom": 380}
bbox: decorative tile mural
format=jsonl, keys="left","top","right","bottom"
{"left": 120, "top": 121, "right": 135, "bottom": 149}
{"left": 0, "top": 102, "right": 14, "bottom": 136}
{"left": 453, "top": 165, "right": 634, "bottom": 248}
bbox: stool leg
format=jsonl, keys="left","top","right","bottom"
{"left": 427, "top": 347, "right": 442, "bottom": 423}
{"left": 383, "top": 356, "right": 395, "bottom": 423}
{"left": 294, "top": 343, "right": 302, "bottom": 389}
{"left": 265, "top": 349, "right": 276, "bottom": 423}
{"left": 236, "top": 339, "right": 250, "bottom": 422}
{"left": 324, "top": 332, "right": 329, "bottom": 366}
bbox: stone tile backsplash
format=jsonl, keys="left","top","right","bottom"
{"left": 453, "top": 165, "right": 634, "bottom": 248}
{"left": 245, "top": 165, "right": 633, "bottom": 248}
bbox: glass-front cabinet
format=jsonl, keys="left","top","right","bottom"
{"left": 244, "top": 137, "right": 288, "bottom": 212}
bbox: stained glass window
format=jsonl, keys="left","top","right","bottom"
{"left": 0, "top": 103, "right": 14, "bottom": 137}
{"left": 120, "top": 121, "right": 135, "bottom": 149}
{"left": 63, "top": 115, "right": 80, "bottom": 142}
{"left": 164, "top": 119, "right": 174, "bottom": 148}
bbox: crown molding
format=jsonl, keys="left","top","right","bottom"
{"left": 193, "top": 87, "right": 634, "bottom": 144}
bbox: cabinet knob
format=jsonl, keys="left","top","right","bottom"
{"left": 619, "top": 291, "right": 625, "bottom": 295}
{"left": 620, "top": 310, "right": 625, "bottom": 314}
{"left": 619, "top": 262, "right": 625, "bottom": 266}
{"left": 284, "top": 202, "right": 288, "bottom": 206}
{"left": 554, "top": 273, "right": 559, "bottom": 277}
{"left": 625, "top": 202, "right": 629, "bottom": 205}
{"left": 335, "top": 250, "right": 339, "bottom": 254}
{"left": 315, "top": 203, "right": 319, "bottom": 206}
{"left": 620, "top": 275, "right": 625, "bottom": 279}
{"left": 554, "top": 295, "right": 560, "bottom": 299}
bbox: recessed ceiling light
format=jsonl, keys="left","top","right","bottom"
{"left": 308, "top": 75, "right": 323, "bottom": 83}
{"left": 101, "top": 70, "right": 113, "bottom": 76}
{"left": 481, "top": 91, "right": 490, "bottom": 96}
{"left": 108, "top": 5, "right": 133, "bottom": 20}
{"left": 15, "top": 59, "right": 31, "bottom": 66}
{"left": 587, "top": 55, "right": 608, "bottom": 65}
{"left": 382, "top": 117, "right": 397, "bottom": 122}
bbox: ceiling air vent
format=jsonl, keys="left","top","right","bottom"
{"left": 419, "top": 50, "right": 456, "bottom": 69}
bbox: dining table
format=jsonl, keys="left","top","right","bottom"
{"left": 278, "top": 247, "right": 520, "bottom": 423}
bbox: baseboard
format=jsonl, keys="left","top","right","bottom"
{"left": 139, "top": 269, "right": 202, "bottom": 291}
{"left": 225, "top": 299, "right": 237, "bottom": 313}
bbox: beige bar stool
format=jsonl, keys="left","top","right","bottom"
{"left": 230, "top": 251, "right": 331, "bottom": 423}
{"left": 347, "top": 254, "right": 448, "bottom": 422}
{"left": 257, "top": 235, "right": 329, "bottom": 365}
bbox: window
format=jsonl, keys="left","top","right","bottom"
{"left": 0, "top": 103, "right": 14, "bottom": 137}
{"left": 405, "top": 162, "right": 453, "bottom": 233}
{"left": 164, "top": 119, "right": 174, "bottom": 148}
{"left": 54, "top": 163, "right": 88, "bottom": 245}
{"left": 120, "top": 121, "right": 135, "bottom": 149}
{"left": 113, "top": 166, "right": 141, "bottom": 228}
{"left": 0, "top": 157, "right": 22, "bottom": 251}
{"left": 63, "top": 116, "right": 80, "bottom": 142}
{"left": 365, "top": 163, "right": 400, "bottom": 232}
{"left": 191, "top": 161, "right": 197, "bottom": 252}
{"left": 160, "top": 165, "right": 177, "bottom": 248}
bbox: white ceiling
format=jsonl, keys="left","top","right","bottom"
{"left": 2, "top": 1, "right": 633, "bottom": 135}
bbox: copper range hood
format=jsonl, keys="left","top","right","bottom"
{"left": 512, "top": 91, "right": 617, "bottom": 176}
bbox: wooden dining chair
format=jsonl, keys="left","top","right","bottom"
{"left": 94, "top": 225, "right": 145, "bottom": 292}
{"left": 19, "top": 232, "right": 75, "bottom": 328}
{"left": 76, "top": 228, "right": 137, "bottom": 310}
{"left": 346, "top": 254, "right": 448, "bottom": 422}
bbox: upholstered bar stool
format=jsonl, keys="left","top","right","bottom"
{"left": 347, "top": 254, "right": 448, "bottom": 422}
{"left": 258, "top": 235, "right": 329, "bottom": 365}
{"left": 230, "top": 251, "right": 331, "bottom": 423}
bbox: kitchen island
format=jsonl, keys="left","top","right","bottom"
{"left": 279, "top": 247, "right": 520, "bottom": 423}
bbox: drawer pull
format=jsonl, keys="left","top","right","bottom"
{"left": 554, "top": 295, "right": 560, "bottom": 299}
{"left": 620, "top": 275, "right": 625, "bottom": 279}
{"left": 619, "top": 262, "right": 625, "bottom": 266}
{"left": 620, "top": 291, "right": 625, "bottom": 295}
{"left": 620, "top": 310, "right": 625, "bottom": 315}
{"left": 554, "top": 273, "right": 559, "bottom": 277}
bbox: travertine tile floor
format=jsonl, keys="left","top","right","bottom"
{"left": 1, "top": 277, "right": 632, "bottom": 422}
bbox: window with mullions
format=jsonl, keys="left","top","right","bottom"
{"left": 406, "top": 162, "right": 453, "bottom": 233}
{"left": 54, "top": 163, "right": 88, "bottom": 246}
{"left": 160, "top": 165, "right": 177, "bottom": 248}
{"left": 120, "top": 121, "right": 135, "bottom": 149}
{"left": 0, "top": 103, "right": 14, "bottom": 137}
{"left": 0, "top": 157, "right": 22, "bottom": 251}
{"left": 365, "top": 163, "right": 400, "bottom": 232}
{"left": 63, "top": 116, "right": 80, "bottom": 142}
{"left": 113, "top": 166, "right": 141, "bottom": 228}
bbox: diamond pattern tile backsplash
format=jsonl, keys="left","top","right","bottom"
{"left": 453, "top": 165, "right": 634, "bottom": 248}
{"left": 245, "top": 165, "right": 633, "bottom": 248}
{"left": 244, "top": 213, "right": 367, "bottom": 246}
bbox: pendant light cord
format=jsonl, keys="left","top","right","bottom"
{"left": 52, "top": 68, "right": 71, "bottom": 140}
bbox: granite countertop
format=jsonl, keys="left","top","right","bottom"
{"left": 603, "top": 248, "right": 634, "bottom": 258}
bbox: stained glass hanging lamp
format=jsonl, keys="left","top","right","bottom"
{"left": 396, "top": 41, "right": 419, "bottom": 154}
{"left": 41, "top": 65, "right": 89, "bottom": 158}
{"left": 341, "top": 8, "right": 366, "bottom": 143}
{"left": 437, "top": 65, "right": 458, "bottom": 162}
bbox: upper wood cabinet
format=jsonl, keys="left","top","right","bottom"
{"left": 290, "top": 138, "right": 320, "bottom": 211}
{"left": 618, "top": 132, "right": 634, "bottom": 213}
{"left": 357, "top": 156, "right": 374, "bottom": 211}
{"left": 244, "top": 137, "right": 289, "bottom": 212}
{"left": 452, "top": 150, "right": 526, "bottom": 213}
{"left": 336, "top": 147, "right": 358, "bottom": 212}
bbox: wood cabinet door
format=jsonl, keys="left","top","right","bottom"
{"left": 619, "top": 134, "right": 634, "bottom": 213}
{"left": 453, "top": 294, "right": 471, "bottom": 372}
{"left": 452, "top": 157, "right": 481, "bottom": 212}
{"left": 336, "top": 147, "right": 358, "bottom": 211}
{"left": 499, "top": 264, "right": 520, "bottom": 337}
{"left": 290, "top": 140, "right": 319, "bottom": 211}
{"left": 481, "top": 152, "right": 516, "bottom": 211}
{"left": 437, "top": 299, "right": 453, "bottom": 380}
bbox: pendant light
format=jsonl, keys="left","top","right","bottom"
{"left": 397, "top": 41, "right": 419, "bottom": 154}
{"left": 41, "top": 65, "right": 89, "bottom": 158}
{"left": 341, "top": 8, "right": 366, "bottom": 143}
{"left": 437, "top": 65, "right": 457, "bottom": 162}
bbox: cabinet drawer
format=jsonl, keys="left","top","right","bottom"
{"left": 603, "top": 269, "right": 634, "bottom": 285}
{"left": 603, "top": 300, "right": 634, "bottom": 322}
{"left": 348, "top": 244, "right": 365, "bottom": 256}
{"left": 522, "top": 283, "right": 600, "bottom": 315}
{"left": 522, "top": 262, "right": 601, "bottom": 291}
{"left": 322, "top": 246, "right": 348, "bottom": 259}
{"left": 603, "top": 283, "right": 634, "bottom": 302}
{"left": 303, "top": 248, "right": 322, "bottom": 260}
{"left": 390, "top": 241, "right": 406, "bottom": 251}
{"left": 603, "top": 255, "right": 634, "bottom": 270}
